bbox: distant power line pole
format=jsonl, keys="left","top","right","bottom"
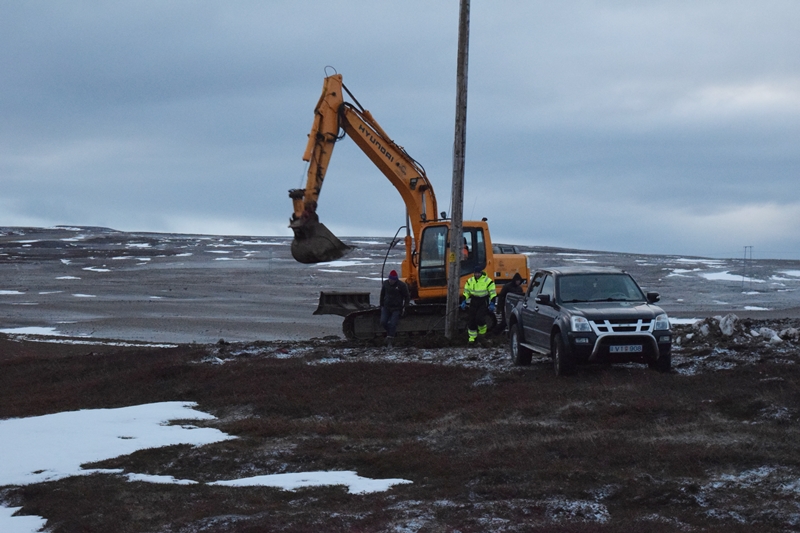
{"left": 445, "top": 0, "right": 470, "bottom": 340}
{"left": 741, "top": 245, "right": 753, "bottom": 291}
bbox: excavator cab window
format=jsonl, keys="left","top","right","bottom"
{"left": 418, "top": 225, "right": 487, "bottom": 288}
{"left": 460, "top": 227, "right": 486, "bottom": 275}
{"left": 419, "top": 225, "right": 448, "bottom": 287}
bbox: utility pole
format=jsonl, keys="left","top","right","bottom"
{"left": 445, "top": 0, "right": 470, "bottom": 339}
{"left": 742, "top": 245, "right": 753, "bottom": 291}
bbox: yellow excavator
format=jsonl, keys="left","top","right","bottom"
{"left": 289, "top": 73, "right": 529, "bottom": 339}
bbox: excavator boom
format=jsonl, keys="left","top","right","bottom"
{"left": 288, "top": 75, "right": 350, "bottom": 263}
{"left": 289, "top": 74, "right": 438, "bottom": 263}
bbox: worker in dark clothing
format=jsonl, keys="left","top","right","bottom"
{"left": 460, "top": 265, "right": 497, "bottom": 344}
{"left": 380, "top": 270, "right": 410, "bottom": 348}
{"left": 495, "top": 272, "right": 525, "bottom": 333}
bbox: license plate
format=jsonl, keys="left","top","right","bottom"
{"left": 610, "top": 345, "right": 642, "bottom": 353}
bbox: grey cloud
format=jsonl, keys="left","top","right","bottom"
{"left": 1, "top": 1, "right": 798, "bottom": 259}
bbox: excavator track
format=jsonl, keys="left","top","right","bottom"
{"left": 342, "top": 304, "right": 495, "bottom": 341}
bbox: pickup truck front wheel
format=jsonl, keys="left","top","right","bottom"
{"left": 552, "top": 334, "right": 575, "bottom": 376}
{"left": 648, "top": 352, "right": 672, "bottom": 373}
{"left": 510, "top": 324, "right": 532, "bottom": 366}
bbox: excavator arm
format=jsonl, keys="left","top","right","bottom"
{"left": 289, "top": 73, "right": 439, "bottom": 263}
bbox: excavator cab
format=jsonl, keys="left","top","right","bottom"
{"left": 417, "top": 224, "right": 486, "bottom": 288}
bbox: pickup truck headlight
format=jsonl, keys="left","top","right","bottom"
{"left": 570, "top": 316, "right": 592, "bottom": 332}
{"left": 654, "top": 313, "right": 670, "bottom": 331}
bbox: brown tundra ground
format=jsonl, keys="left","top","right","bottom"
{"left": 2, "top": 227, "right": 800, "bottom": 532}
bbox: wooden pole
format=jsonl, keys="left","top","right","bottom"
{"left": 445, "top": 0, "right": 470, "bottom": 340}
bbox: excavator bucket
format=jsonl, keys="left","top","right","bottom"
{"left": 313, "top": 291, "right": 372, "bottom": 317}
{"left": 290, "top": 220, "right": 352, "bottom": 264}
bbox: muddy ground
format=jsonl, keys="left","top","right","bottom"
{"left": 2, "top": 315, "right": 800, "bottom": 532}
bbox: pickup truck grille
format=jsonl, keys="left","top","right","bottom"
{"left": 590, "top": 318, "right": 654, "bottom": 334}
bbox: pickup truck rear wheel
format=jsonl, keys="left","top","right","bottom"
{"left": 552, "top": 334, "right": 575, "bottom": 376}
{"left": 510, "top": 324, "right": 532, "bottom": 366}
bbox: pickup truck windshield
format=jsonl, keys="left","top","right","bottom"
{"left": 557, "top": 273, "right": 645, "bottom": 303}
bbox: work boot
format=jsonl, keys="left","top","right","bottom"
{"left": 385, "top": 336, "right": 394, "bottom": 349}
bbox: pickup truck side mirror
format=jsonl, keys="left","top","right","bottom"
{"left": 535, "top": 294, "right": 551, "bottom": 305}
{"left": 646, "top": 292, "right": 660, "bottom": 303}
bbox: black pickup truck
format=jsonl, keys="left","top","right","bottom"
{"left": 505, "top": 266, "right": 672, "bottom": 375}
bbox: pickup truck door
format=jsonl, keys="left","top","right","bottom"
{"left": 530, "top": 274, "right": 559, "bottom": 350}
{"left": 520, "top": 272, "right": 544, "bottom": 348}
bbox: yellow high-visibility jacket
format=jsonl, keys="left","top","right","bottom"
{"left": 464, "top": 272, "right": 497, "bottom": 302}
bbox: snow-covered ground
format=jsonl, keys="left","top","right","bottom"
{"left": 0, "top": 402, "right": 411, "bottom": 532}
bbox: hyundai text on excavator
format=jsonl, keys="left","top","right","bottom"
{"left": 289, "top": 73, "right": 529, "bottom": 339}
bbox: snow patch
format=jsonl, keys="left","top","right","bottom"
{"left": 60, "top": 235, "right": 88, "bottom": 242}
{"left": 317, "top": 260, "right": 377, "bottom": 268}
{"left": 0, "top": 402, "right": 412, "bottom": 530}
{"left": 232, "top": 240, "right": 286, "bottom": 246}
{"left": 210, "top": 471, "right": 411, "bottom": 494}
{"left": 700, "top": 271, "right": 764, "bottom": 283}
{"left": 0, "top": 402, "right": 232, "bottom": 487}
{"left": 0, "top": 326, "right": 63, "bottom": 336}
{"left": 670, "top": 317, "right": 700, "bottom": 326}
{"left": 125, "top": 472, "right": 199, "bottom": 485}
{"left": 0, "top": 505, "right": 47, "bottom": 533}
{"left": 675, "top": 258, "right": 727, "bottom": 266}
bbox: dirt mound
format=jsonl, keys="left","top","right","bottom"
{"left": 671, "top": 315, "right": 800, "bottom": 375}
{"left": 674, "top": 315, "right": 800, "bottom": 352}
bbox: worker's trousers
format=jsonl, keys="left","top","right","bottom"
{"left": 380, "top": 306, "right": 402, "bottom": 337}
{"left": 467, "top": 296, "right": 489, "bottom": 342}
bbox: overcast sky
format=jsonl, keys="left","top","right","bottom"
{"left": 2, "top": 1, "right": 798, "bottom": 259}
